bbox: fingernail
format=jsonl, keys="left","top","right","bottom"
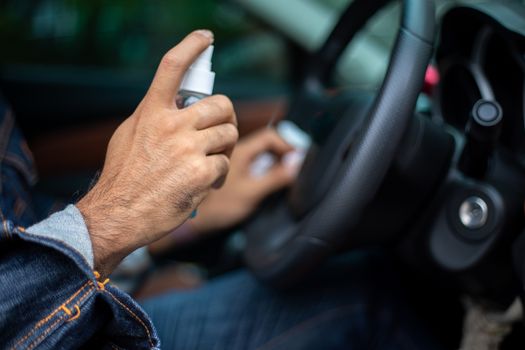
{"left": 195, "top": 29, "right": 214, "bottom": 43}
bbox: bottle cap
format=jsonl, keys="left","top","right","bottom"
{"left": 180, "top": 45, "right": 216, "bottom": 96}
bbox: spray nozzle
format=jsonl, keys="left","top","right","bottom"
{"left": 180, "top": 45, "right": 215, "bottom": 96}
{"left": 192, "top": 45, "right": 214, "bottom": 71}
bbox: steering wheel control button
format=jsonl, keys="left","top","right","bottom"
{"left": 459, "top": 196, "right": 489, "bottom": 229}
{"left": 472, "top": 100, "right": 503, "bottom": 126}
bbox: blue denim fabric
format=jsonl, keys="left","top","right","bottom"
{"left": 0, "top": 100, "right": 64, "bottom": 227}
{"left": 0, "top": 98, "right": 160, "bottom": 349}
{"left": 142, "top": 259, "right": 444, "bottom": 350}
{"left": 0, "top": 101, "right": 38, "bottom": 226}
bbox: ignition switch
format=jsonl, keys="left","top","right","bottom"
{"left": 459, "top": 196, "right": 489, "bottom": 229}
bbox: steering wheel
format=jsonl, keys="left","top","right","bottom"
{"left": 244, "top": 0, "right": 436, "bottom": 287}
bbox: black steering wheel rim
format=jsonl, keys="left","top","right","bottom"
{"left": 244, "top": 0, "right": 436, "bottom": 287}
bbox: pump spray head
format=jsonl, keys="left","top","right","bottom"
{"left": 180, "top": 45, "right": 215, "bottom": 96}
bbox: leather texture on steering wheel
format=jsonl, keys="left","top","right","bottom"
{"left": 244, "top": 0, "right": 436, "bottom": 287}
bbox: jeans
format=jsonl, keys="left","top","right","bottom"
{"left": 0, "top": 96, "right": 64, "bottom": 227}
{"left": 142, "top": 256, "right": 445, "bottom": 350}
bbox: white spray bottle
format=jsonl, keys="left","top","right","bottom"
{"left": 178, "top": 45, "right": 215, "bottom": 218}
{"left": 178, "top": 45, "right": 215, "bottom": 108}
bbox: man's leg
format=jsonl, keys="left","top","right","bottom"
{"left": 141, "top": 254, "right": 444, "bottom": 350}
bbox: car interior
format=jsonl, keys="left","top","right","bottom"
{"left": 2, "top": 0, "right": 525, "bottom": 348}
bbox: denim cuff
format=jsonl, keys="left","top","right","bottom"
{"left": 26, "top": 204, "right": 94, "bottom": 268}
{"left": 1, "top": 220, "right": 160, "bottom": 349}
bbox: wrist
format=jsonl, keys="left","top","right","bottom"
{"left": 77, "top": 192, "right": 137, "bottom": 278}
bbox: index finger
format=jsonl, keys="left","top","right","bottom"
{"left": 147, "top": 30, "right": 214, "bottom": 106}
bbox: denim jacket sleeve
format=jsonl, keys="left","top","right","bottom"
{"left": 0, "top": 98, "right": 160, "bottom": 349}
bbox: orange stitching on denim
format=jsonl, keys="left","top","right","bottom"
{"left": 75, "top": 285, "right": 95, "bottom": 307}
{"left": 65, "top": 285, "right": 94, "bottom": 323}
{"left": 25, "top": 317, "right": 65, "bottom": 350}
{"left": 12, "top": 285, "right": 95, "bottom": 350}
{"left": 105, "top": 291, "right": 154, "bottom": 348}
{"left": 97, "top": 278, "right": 110, "bottom": 291}
{"left": 34, "top": 281, "right": 91, "bottom": 325}
{"left": 60, "top": 304, "right": 72, "bottom": 316}
{"left": 12, "top": 281, "right": 93, "bottom": 349}
{"left": 67, "top": 305, "right": 81, "bottom": 322}
{"left": 61, "top": 285, "right": 93, "bottom": 323}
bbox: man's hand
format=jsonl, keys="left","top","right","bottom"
{"left": 148, "top": 128, "right": 299, "bottom": 255}
{"left": 190, "top": 128, "right": 298, "bottom": 234}
{"left": 77, "top": 30, "right": 238, "bottom": 277}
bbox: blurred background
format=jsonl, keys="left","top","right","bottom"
{"left": 0, "top": 0, "right": 522, "bottom": 182}
{"left": 2, "top": 0, "right": 512, "bottom": 97}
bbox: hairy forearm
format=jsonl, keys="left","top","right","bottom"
{"left": 76, "top": 184, "right": 151, "bottom": 278}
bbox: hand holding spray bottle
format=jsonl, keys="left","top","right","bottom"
{"left": 177, "top": 43, "right": 311, "bottom": 215}
{"left": 177, "top": 45, "right": 216, "bottom": 217}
